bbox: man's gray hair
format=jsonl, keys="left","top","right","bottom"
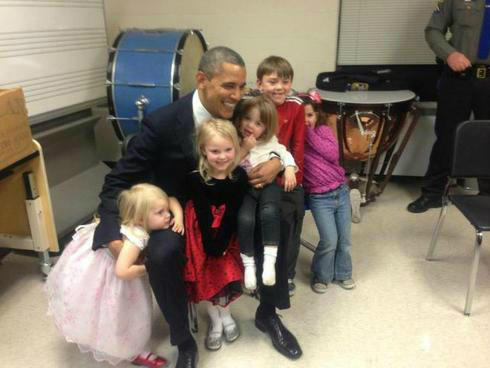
{"left": 198, "top": 46, "right": 245, "bottom": 78}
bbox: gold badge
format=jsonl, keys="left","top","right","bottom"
{"left": 476, "top": 66, "right": 487, "bottom": 79}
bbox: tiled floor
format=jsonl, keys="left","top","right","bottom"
{"left": 1, "top": 178, "right": 490, "bottom": 368}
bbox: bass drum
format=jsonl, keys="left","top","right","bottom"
{"left": 107, "top": 29, "right": 207, "bottom": 140}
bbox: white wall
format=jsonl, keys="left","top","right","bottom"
{"left": 0, "top": 1, "right": 107, "bottom": 120}
{"left": 103, "top": 0, "right": 340, "bottom": 91}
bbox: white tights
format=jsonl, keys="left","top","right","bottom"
{"left": 205, "top": 300, "right": 236, "bottom": 333}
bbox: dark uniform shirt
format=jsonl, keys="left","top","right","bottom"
{"left": 426, "top": 0, "right": 490, "bottom": 64}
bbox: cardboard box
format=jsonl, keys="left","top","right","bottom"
{"left": 0, "top": 88, "right": 36, "bottom": 170}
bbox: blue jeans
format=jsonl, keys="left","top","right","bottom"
{"left": 307, "top": 184, "right": 352, "bottom": 283}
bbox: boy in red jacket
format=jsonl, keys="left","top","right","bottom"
{"left": 256, "top": 56, "right": 306, "bottom": 296}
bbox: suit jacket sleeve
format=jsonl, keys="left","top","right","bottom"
{"left": 188, "top": 174, "right": 215, "bottom": 256}
{"left": 209, "top": 168, "right": 248, "bottom": 255}
{"left": 93, "top": 117, "right": 163, "bottom": 249}
{"left": 93, "top": 94, "right": 195, "bottom": 250}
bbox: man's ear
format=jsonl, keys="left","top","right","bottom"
{"left": 196, "top": 71, "right": 207, "bottom": 90}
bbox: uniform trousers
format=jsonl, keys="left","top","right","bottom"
{"left": 422, "top": 68, "right": 490, "bottom": 197}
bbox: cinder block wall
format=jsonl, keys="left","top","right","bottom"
{"left": 104, "top": 0, "right": 339, "bottom": 91}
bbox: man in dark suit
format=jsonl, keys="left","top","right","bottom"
{"left": 92, "top": 47, "right": 302, "bottom": 368}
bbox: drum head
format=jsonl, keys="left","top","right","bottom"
{"left": 107, "top": 29, "right": 207, "bottom": 140}
{"left": 177, "top": 31, "right": 207, "bottom": 98}
{"left": 327, "top": 112, "right": 383, "bottom": 161}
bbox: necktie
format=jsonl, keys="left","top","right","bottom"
{"left": 478, "top": 0, "right": 490, "bottom": 59}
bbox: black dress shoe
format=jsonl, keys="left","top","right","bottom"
{"left": 407, "top": 195, "right": 442, "bottom": 213}
{"left": 176, "top": 348, "right": 198, "bottom": 368}
{"left": 255, "top": 314, "right": 302, "bottom": 360}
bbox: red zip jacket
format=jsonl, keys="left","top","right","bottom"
{"left": 276, "top": 96, "right": 305, "bottom": 185}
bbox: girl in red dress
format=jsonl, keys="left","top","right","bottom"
{"left": 183, "top": 118, "right": 248, "bottom": 351}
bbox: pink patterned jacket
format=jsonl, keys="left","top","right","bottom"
{"left": 303, "top": 125, "right": 346, "bottom": 194}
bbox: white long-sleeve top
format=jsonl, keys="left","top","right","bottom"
{"left": 240, "top": 135, "right": 297, "bottom": 174}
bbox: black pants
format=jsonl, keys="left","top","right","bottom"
{"left": 422, "top": 69, "right": 490, "bottom": 197}
{"left": 255, "top": 187, "right": 305, "bottom": 309}
{"left": 285, "top": 187, "right": 305, "bottom": 280}
{"left": 145, "top": 229, "right": 190, "bottom": 346}
{"left": 238, "top": 183, "right": 281, "bottom": 256}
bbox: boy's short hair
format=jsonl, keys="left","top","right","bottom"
{"left": 257, "top": 55, "right": 294, "bottom": 80}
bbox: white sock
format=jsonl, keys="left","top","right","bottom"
{"left": 240, "top": 254, "right": 257, "bottom": 290}
{"left": 262, "top": 246, "right": 277, "bottom": 286}
{"left": 205, "top": 301, "right": 223, "bottom": 334}
{"left": 217, "top": 304, "right": 236, "bottom": 328}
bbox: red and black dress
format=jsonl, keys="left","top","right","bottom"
{"left": 183, "top": 167, "right": 248, "bottom": 306}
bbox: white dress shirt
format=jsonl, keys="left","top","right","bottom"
{"left": 192, "top": 90, "right": 213, "bottom": 128}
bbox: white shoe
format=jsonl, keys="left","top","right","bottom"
{"left": 350, "top": 189, "right": 362, "bottom": 223}
{"left": 223, "top": 317, "right": 240, "bottom": 342}
{"left": 336, "top": 278, "right": 356, "bottom": 290}
{"left": 205, "top": 323, "right": 223, "bottom": 351}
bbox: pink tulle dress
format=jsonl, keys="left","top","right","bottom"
{"left": 45, "top": 222, "right": 153, "bottom": 365}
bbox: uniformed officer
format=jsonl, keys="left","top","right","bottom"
{"left": 408, "top": 0, "right": 490, "bottom": 213}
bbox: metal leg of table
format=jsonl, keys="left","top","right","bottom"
{"left": 38, "top": 250, "right": 52, "bottom": 278}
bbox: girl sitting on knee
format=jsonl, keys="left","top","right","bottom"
{"left": 233, "top": 95, "right": 297, "bottom": 290}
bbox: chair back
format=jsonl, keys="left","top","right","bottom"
{"left": 451, "top": 120, "right": 490, "bottom": 178}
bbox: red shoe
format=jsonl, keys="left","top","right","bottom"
{"left": 132, "top": 352, "right": 168, "bottom": 368}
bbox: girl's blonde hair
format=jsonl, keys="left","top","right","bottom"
{"left": 196, "top": 118, "right": 241, "bottom": 183}
{"left": 232, "top": 95, "right": 278, "bottom": 142}
{"left": 118, "top": 183, "right": 169, "bottom": 232}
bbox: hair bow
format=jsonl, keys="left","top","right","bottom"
{"left": 308, "top": 90, "right": 322, "bottom": 104}
{"left": 298, "top": 89, "right": 322, "bottom": 105}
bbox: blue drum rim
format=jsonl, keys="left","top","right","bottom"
{"left": 107, "top": 31, "right": 126, "bottom": 141}
{"left": 106, "top": 29, "right": 207, "bottom": 141}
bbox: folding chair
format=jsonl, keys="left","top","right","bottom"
{"left": 426, "top": 120, "right": 490, "bottom": 316}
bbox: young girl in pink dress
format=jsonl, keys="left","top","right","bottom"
{"left": 183, "top": 119, "right": 248, "bottom": 351}
{"left": 45, "top": 183, "right": 184, "bottom": 367}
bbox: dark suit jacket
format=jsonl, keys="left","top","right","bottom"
{"left": 93, "top": 93, "right": 197, "bottom": 250}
